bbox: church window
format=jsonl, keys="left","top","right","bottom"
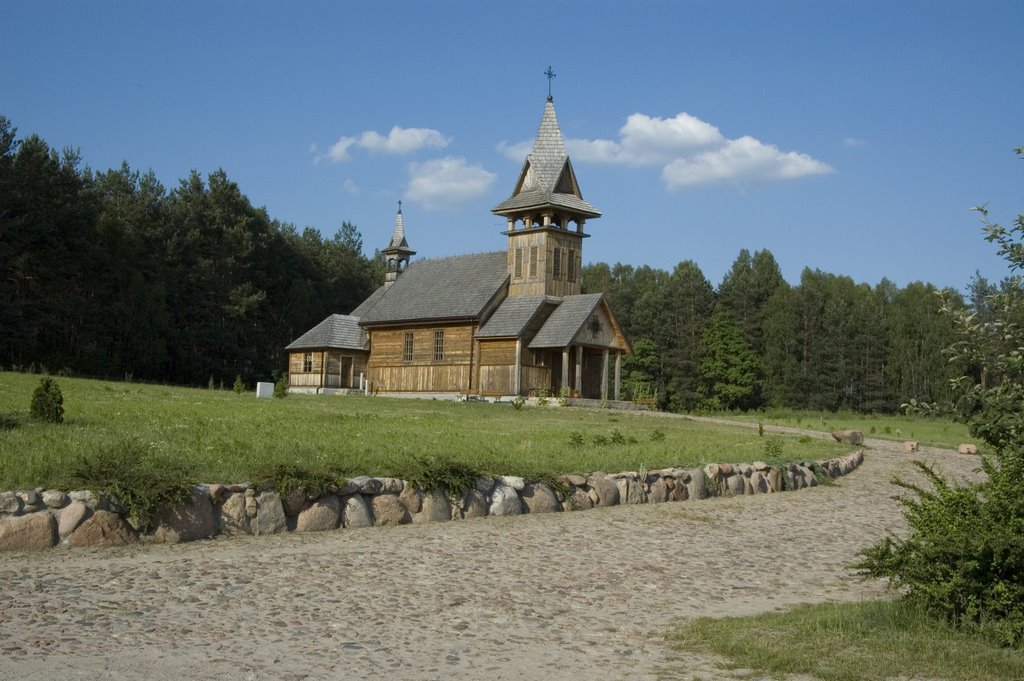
{"left": 302, "top": 352, "right": 313, "bottom": 372}
{"left": 514, "top": 248, "right": 523, "bottom": 278}
{"left": 433, "top": 330, "right": 445, "bottom": 361}
{"left": 403, "top": 332, "right": 413, "bottom": 362}
{"left": 553, "top": 247, "right": 562, "bottom": 279}
{"left": 567, "top": 249, "right": 576, "bottom": 283}
{"left": 529, "top": 246, "right": 538, "bottom": 278}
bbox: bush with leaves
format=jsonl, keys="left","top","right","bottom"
{"left": 858, "top": 149, "right": 1024, "bottom": 646}
{"left": 30, "top": 377, "right": 64, "bottom": 423}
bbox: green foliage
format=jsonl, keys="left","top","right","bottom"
{"left": 69, "top": 439, "right": 194, "bottom": 532}
{"left": 233, "top": 375, "right": 244, "bottom": 394}
{"left": 698, "top": 310, "right": 762, "bottom": 411}
{"left": 30, "top": 377, "right": 64, "bottom": 423}
{"left": 0, "top": 411, "right": 23, "bottom": 431}
{"left": 511, "top": 394, "right": 525, "bottom": 410}
{"left": 649, "top": 429, "right": 665, "bottom": 442}
{"left": 252, "top": 462, "right": 346, "bottom": 498}
{"left": 404, "top": 455, "right": 480, "bottom": 496}
{"left": 273, "top": 374, "right": 289, "bottom": 398}
{"left": 568, "top": 431, "right": 584, "bottom": 447}
{"left": 763, "top": 436, "right": 784, "bottom": 460}
{"left": 860, "top": 155, "right": 1024, "bottom": 646}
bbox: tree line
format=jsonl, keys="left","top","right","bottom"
{"left": 0, "top": 116, "right": 381, "bottom": 387}
{"left": 584, "top": 249, "right": 1009, "bottom": 414}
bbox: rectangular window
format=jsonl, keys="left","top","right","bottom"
{"left": 529, "top": 246, "right": 538, "bottom": 278}
{"left": 514, "top": 248, "right": 523, "bottom": 278}
{"left": 303, "top": 352, "right": 313, "bottom": 372}
{"left": 567, "top": 248, "right": 576, "bottom": 283}
{"left": 433, "top": 330, "right": 445, "bottom": 362}
{"left": 553, "top": 246, "right": 562, "bottom": 279}
{"left": 403, "top": 332, "right": 413, "bottom": 362}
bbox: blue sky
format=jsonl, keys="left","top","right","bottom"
{"left": 4, "top": 1, "right": 1022, "bottom": 291}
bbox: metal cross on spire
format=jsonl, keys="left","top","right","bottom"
{"left": 397, "top": 199, "right": 402, "bottom": 213}
{"left": 544, "top": 66, "right": 556, "bottom": 99}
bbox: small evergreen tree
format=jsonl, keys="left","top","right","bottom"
{"left": 698, "top": 310, "right": 762, "bottom": 411}
{"left": 30, "top": 377, "right": 64, "bottom": 423}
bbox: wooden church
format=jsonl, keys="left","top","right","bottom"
{"left": 285, "top": 94, "right": 630, "bottom": 399}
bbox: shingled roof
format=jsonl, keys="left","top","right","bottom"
{"left": 286, "top": 314, "right": 367, "bottom": 351}
{"left": 492, "top": 98, "right": 601, "bottom": 219}
{"left": 528, "top": 294, "right": 605, "bottom": 348}
{"left": 358, "top": 251, "right": 509, "bottom": 326}
{"left": 477, "top": 295, "right": 557, "bottom": 338}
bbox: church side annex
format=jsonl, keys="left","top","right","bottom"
{"left": 286, "top": 92, "right": 630, "bottom": 400}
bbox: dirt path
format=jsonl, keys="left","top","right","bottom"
{"left": 0, "top": 423, "right": 984, "bottom": 681}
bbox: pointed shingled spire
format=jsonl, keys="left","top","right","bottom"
{"left": 491, "top": 97, "right": 601, "bottom": 219}
{"left": 387, "top": 200, "right": 410, "bottom": 250}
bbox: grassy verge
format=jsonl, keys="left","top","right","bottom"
{"left": 0, "top": 372, "right": 852, "bottom": 488}
{"left": 709, "top": 407, "right": 979, "bottom": 451}
{"left": 667, "top": 600, "right": 1023, "bottom": 681}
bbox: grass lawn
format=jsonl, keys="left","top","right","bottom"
{"left": 667, "top": 599, "right": 1024, "bottom": 681}
{"left": 0, "top": 372, "right": 853, "bottom": 488}
{"left": 710, "top": 407, "right": 980, "bottom": 451}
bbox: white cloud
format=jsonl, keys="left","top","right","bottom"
{"left": 843, "top": 136, "right": 866, "bottom": 148}
{"left": 662, "top": 136, "right": 833, "bottom": 189}
{"left": 499, "top": 110, "right": 831, "bottom": 191}
{"left": 404, "top": 156, "right": 496, "bottom": 211}
{"left": 342, "top": 178, "right": 359, "bottom": 196}
{"left": 320, "top": 126, "right": 450, "bottom": 163}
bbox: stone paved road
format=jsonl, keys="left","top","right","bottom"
{"left": 0, "top": 425, "right": 983, "bottom": 681}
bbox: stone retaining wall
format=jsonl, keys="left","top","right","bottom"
{"left": 0, "top": 450, "right": 864, "bottom": 551}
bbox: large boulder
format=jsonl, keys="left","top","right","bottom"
{"left": 488, "top": 482, "right": 523, "bottom": 516}
{"left": 958, "top": 443, "right": 979, "bottom": 455}
{"left": 341, "top": 494, "right": 373, "bottom": 528}
{"left": 586, "top": 475, "right": 619, "bottom": 507}
{"left": 521, "top": 482, "right": 561, "bottom": 513}
{"left": 371, "top": 494, "right": 410, "bottom": 527}
{"left": 0, "top": 512, "right": 57, "bottom": 551}
{"left": 296, "top": 494, "right": 341, "bottom": 532}
{"left": 418, "top": 490, "right": 452, "bottom": 522}
{"left": 58, "top": 501, "right": 91, "bottom": 538}
{"left": 460, "top": 488, "right": 488, "bottom": 519}
{"left": 151, "top": 487, "right": 216, "bottom": 543}
{"left": 252, "top": 491, "right": 287, "bottom": 535}
{"left": 68, "top": 511, "right": 138, "bottom": 547}
{"left": 831, "top": 430, "right": 864, "bottom": 445}
{"left": 218, "top": 493, "right": 251, "bottom": 535}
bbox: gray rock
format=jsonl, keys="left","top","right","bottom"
{"left": 799, "top": 466, "right": 819, "bottom": 487}
{"left": 296, "top": 494, "right": 341, "bottom": 532}
{"left": 371, "top": 494, "right": 410, "bottom": 527}
{"left": 831, "top": 430, "right": 864, "bottom": 445}
{"left": 726, "top": 474, "right": 745, "bottom": 496}
{"left": 68, "top": 511, "right": 138, "bottom": 548}
{"left": 473, "top": 477, "right": 495, "bottom": 494}
{"left": 252, "top": 491, "right": 287, "bottom": 535}
{"left": 418, "top": 490, "right": 452, "bottom": 522}
{"left": 68, "top": 490, "right": 99, "bottom": 505}
{"left": 958, "top": 443, "right": 978, "bottom": 455}
{"left": 18, "top": 489, "right": 40, "bottom": 506}
{"left": 349, "top": 476, "right": 383, "bottom": 494}
{"left": 488, "top": 483, "right": 523, "bottom": 516}
{"left": 151, "top": 487, "right": 216, "bottom": 543}
{"left": 206, "top": 483, "right": 227, "bottom": 501}
{"left": 460, "top": 489, "right": 488, "bottom": 519}
{"left": 218, "top": 493, "right": 251, "bottom": 535}
{"left": 559, "top": 474, "right": 586, "bottom": 487}
{"left": 669, "top": 483, "right": 688, "bottom": 502}
{"left": 586, "top": 475, "right": 619, "bottom": 507}
{"left": 0, "top": 491, "right": 21, "bottom": 514}
{"left": 0, "top": 512, "right": 57, "bottom": 551}
{"left": 767, "top": 467, "right": 783, "bottom": 492}
{"left": 341, "top": 494, "right": 372, "bottom": 528}
{"left": 58, "top": 501, "right": 91, "bottom": 538}
{"left": 750, "top": 471, "right": 768, "bottom": 494}
{"left": 41, "top": 489, "right": 68, "bottom": 509}
{"left": 684, "top": 469, "right": 707, "bottom": 500}
{"left": 648, "top": 479, "right": 669, "bottom": 503}
{"left": 376, "top": 478, "right": 404, "bottom": 495}
{"left": 399, "top": 485, "right": 422, "bottom": 514}
{"left": 566, "top": 488, "right": 594, "bottom": 511}
{"left": 625, "top": 478, "right": 646, "bottom": 504}
{"left": 281, "top": 488, "right": 307, "bottom": 517}
{"left": 499, "top": 475, "right": 525, "bottom": 491}
{"left": 521, "top": 482, "right": 561, "bottom": 513}
{"left": 753, "top": 461, "right": 770, "bottom": 472}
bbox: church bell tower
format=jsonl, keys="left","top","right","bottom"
{"left": 491, "top": 76, "right": 601, "bottom": 298}
{"left": 382, "top": 202, "right": 415, "bottom": 288}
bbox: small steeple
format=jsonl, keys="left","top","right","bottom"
{"left": 382, "top": 201, "right": 415, "bottom": 287}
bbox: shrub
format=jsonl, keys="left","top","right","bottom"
{"left": 233, "top": 375, "right": 244, "bottom": 394}
{"left": 404, "top": 455, "right": 480, "bottom": 496}
{"left": 252, "top": 462, "right": 346, "bottom": 498}
{"left": 69, "top": 440, "right": 194, "bottom": 532}
{"left": 274, "top": 373, "right": 289, "bottom": 398}
{"left": 30, "top": 377, "right": 64, "bottom": 423}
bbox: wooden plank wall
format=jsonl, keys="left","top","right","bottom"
{"left": 368, "top": 324, "right": 475, "bottom": 392}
